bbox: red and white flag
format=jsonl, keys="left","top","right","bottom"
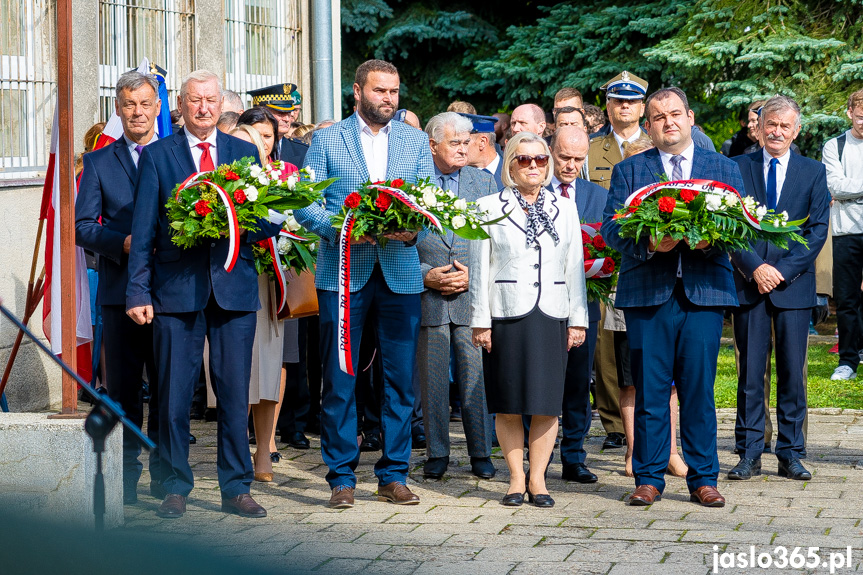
{"left": 40, "top": 104, "right": 93, "bottom": 381}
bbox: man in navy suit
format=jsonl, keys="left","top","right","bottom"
{"left": 548, "top": 126, "right": 608, "bottom": 483}
{"left": 728, "top": 96, "right": 830, "bottom": 482}
{"left": 76, "top": 70, "right": 163, "bottom": 505}
{"left": 602, "top": 87, "right": 745, "bottom": 508}
{"left": 127, "top": 70, "right": 279, "bottom": 519}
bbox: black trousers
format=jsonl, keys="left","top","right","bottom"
{"left": 833, "top": 234, "right": 863, "bottom": 371}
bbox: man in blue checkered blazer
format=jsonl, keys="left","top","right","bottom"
{"left": 601, "top": 87, "right": 744, "bottom": 509}
{"left": 295, "top": 60, "right": 435, "bottom": 508}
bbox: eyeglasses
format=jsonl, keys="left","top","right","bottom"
{"left": 513, "top": 154, "right": 549, "bottom": 168}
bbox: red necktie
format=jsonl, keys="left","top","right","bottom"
{"left": 197, "top": 142, "right": 215, "bottom": 172}
{"left": 559, "top": 183, "right": 570, "bottom": 198}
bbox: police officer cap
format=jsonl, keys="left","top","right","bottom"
{"left": 457, "top": 113, "right": 498, "bottom": 134}
{"left": 600, "top": 71, "right": 648, "bottom": 100}
{"left": 248, "top": 83, "right": 302, "bottom": 112}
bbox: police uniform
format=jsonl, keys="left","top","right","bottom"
{"left": 458, "top": 113, "right": 504, "bottom": 191}
{"left": 247, "top": 83, "right": 309, "bottom": 168}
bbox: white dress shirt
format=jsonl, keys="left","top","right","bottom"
{"left": 484, "top": 154, "right": 501, "bottom": 178}
{"left": 613, "top": 129, "right": 644, "bottom": 160}
{"left": 762, "top": 147, "right": 791, "bottom": 205}
{"left": 185, "top": 129, "right": 219, "bottom": 171}
{"left": 659, "top": 142, "right": 695, "bottom": 181}
{"left": 550, "top": 175, "right": 576, "bottom": 203}
{"left": 124, "top": 133, "right": 159, "bottom": 167}
{"left": 357, "top": 113, "right": 391, "bottom": 182}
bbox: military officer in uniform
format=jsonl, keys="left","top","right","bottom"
{"left": 586, "top": 71, "right": 652, "bottom": 451}
{"left": 248, "top": 83, "right": 309, "bottom": 168}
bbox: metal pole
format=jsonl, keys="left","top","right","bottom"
{"left": 57, "top": 0, "right": 78, "bottom": 415}
{"left": 311, "top": 0, "right": 334, "bottom": 123}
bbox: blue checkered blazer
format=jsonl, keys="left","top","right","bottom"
{"left": 294, "top": 113, "right": 435, "bottom": 294}
{"left": 600, "top": 146, "right": 744, "bottom": 309}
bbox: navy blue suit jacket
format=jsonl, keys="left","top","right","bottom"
{"left": 126, "top": 128, "right": 280, "bottom": 314}
{"left": 730, "top": 151, "right": 830, "bottom": 309}
{"left": 75, "top": 138, "right": 140, "bottom": 306}
{"left": 279, "top": 137, "right": 309, "bottom": 170}
{"left": 487, "top": 155, "right": 504, "bottom": 191}
{"left": 602, "top": 146, "right": 744, "bottom": 309}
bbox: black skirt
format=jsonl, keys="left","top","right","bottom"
{"left": 483, "top": 308, "right": 568, "bottom": 416}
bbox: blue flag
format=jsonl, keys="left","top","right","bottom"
{"left": 149, "top": 63, "right": 173, "bottom": 137}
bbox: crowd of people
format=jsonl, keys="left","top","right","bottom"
{"left": 73, "top": 56, "right": 863, "bottom": 518}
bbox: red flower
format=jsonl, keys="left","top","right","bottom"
{"left": 680, "top": 189, "right": 699, "bottom": 203}
{"left": 344, "top": 192, "right": 362, "bottom": 209}
{"left": 194, "top": 200, "right": 212, "bottom": 217}
{"left": 373, "top": 180, "right": 385, "bottom": 185}
{"left": 658, "top": 196, "right": 677, "bottom": 213}
{"left": 375, "top": 194, "right": 392, "bottom": 211}
{"left": 628, "top": 205, "right": 639, "bottom": 213}
{"left": 224, "top": 170, "right": 240, "bottom": 181}
{"left": 581, "top": 231, "right": 591, "bottom": 244}
{"left": 391, "top": 178, "right": 405, "bottom": 188}
{"left": 256, "top": 240, "right": 269, "bottom": 248}
{"left": 600, "top": 258, "right": 615, "bottom": 275}
{"left": 583, "top": 247, "right": 592, "bottom": 260}
{"left": 592, "top": 234, "right": 606, "bottom": 250}
{"left": 233, "top": 190, "right": 246, "bottom": 204}
{"left": 612, "top": 213, "right": 623, "bottom": 220}
{"left": 630, "top": 198, "right": 642, "bottom": 208}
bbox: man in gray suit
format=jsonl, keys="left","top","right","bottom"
{"left": 418, "top": 112, "right": 497, "bottom": 480}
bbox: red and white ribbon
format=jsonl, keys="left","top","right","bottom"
{"left": 279, "top": 229, "right": 311, "bottom": 241}
{"left": 581, "top": 223, "right": 613, "bottom": 278}
{"left": 176, "top": 172, "right": 241, "bottom": 272}
{"left": 335, "top": 186, "right": 444, "bottom": 375}
{"left": 623, "top": 179, "right": 762, "bottom": 230}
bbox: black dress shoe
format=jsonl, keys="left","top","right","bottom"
{"left": 501, "top": 492, "right": 524, "bottom": 506}
{"left": 602, "top": 432, "right": 625, "bottom": 449}
{"left": 423, "top": 456, "right": 449, "bottom": 479}
{"left": 728, "top": 457, "right": 762, "bottom": 480}
{"left": 287, "top": 431, "right": 310, "bottom": 449}
{"left": 778, "top": 457, "right": 811, "bottom": 480}
{"left": 526, "top": 488, "right": 555, "bottom": 508}
{"left": 204, "top": 408, "right": 218, "bottom": 422}
{"left": 450, "top": 406, "right": 462, "bottom": 422}
{"left": 360, "top": 433, "right": 381, "bottom": 452}
{"left": 412, "top": 430, "right": 427, "bottom": 450}
{"left": 189, "top": 403, "right": 205, "bottom": 420}
{"left": 561, "top": 463, "right": 598, "bottom": 483}
{"left": 470, "top": 457, "right": 496, "bottom": 479}
{"left": 270, "top": 452, "right": 282, "bottom": 464}
{"left": 189, "top": 434, "right": 196, "bottom": 445}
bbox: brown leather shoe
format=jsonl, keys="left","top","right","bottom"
{"left": 221, "top": 493, "right": 267, "bottom": 518}
{"left": 690, "top": 485, "right": 726, "bottom": 507}
{"left": 157, "top": 493, "right": 186, "bottom": 518}
{"left": 328, "top": 486, "right": 355, "bottom": 509}
{"left": 377, "top": 482, "right": 420, "bottom": 505}
{"left": 629, "top": 484, "right": 661, "bottom": 506}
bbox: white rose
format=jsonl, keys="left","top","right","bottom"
{"left": 451, "top": 215, "right": 467, "bottom": 229}
{"left": 270, "top": 169, "right": 281, "bottom": 179}
{"left": 705, "top": 194, "right": 722, "bottom": 212}
{"left": 422, "top": 190, "right": 438, "bottom": 207}
{"left": 453, "top": 198, "right": 468, "bottom": 211}
{"left": 244, "top": 186, "right": 259, "bottom": 202}
{"left": 308, "top": 243, "right": 316, "bottom": 251}
{"left": 304, "top": 166, "right": 316, "bottom": 181}
{"left": 285, "top": 214, "right": 302, "bottom": 232}
{"left": 277, "top": 237, "right": 291, "bottom": 254}
{"left": 447, "top": 190, "right": 455, "bottom": 199}
{"left": 249, "top": 165, "right": 263, "bottom": 177}
{"left": 755, "top": 206, "right": 768, "bottom": 220}
{"left": 287, "top": 174, "right": 299, "bottom": 190}
{"left": 723, "top": 194, "right": 739, "bottom": 207}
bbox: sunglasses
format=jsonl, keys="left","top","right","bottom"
{"left": 513, "top": 154, "right": 549, "bottom": 168}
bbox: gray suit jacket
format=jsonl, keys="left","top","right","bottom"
{"left": 418, "top": 166, "right": 498, "bottom": 327}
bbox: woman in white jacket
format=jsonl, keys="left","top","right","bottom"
{"left": 470, "top": 131, "right": 588, "bottom": 508}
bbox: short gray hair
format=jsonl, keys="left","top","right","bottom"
{"left": 115, "top": 71, "right": 159, "bottom": 100}
{"left": 424, "top": 112, "right": 473, "bottom": 142}
{"left": 501, "top": 131, "right": 553, "bottom": 189}
{"left": 759, "top": 95, "right": 801, "bottom": 129}
{"left": 221, "top": 90, "right": 244, "bottom": 110}
{"left": 179, "top": 70, "right": 222, "bottom": 99}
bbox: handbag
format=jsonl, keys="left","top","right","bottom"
{"left": 277, "top": 269, "right": 319, "bottom": 319}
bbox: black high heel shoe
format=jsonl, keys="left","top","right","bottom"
{"left": 526, "top": 487, "right": 555, "bottom": 508}
{"left": 501, "top": 491, "right": 525, "bottom": 507}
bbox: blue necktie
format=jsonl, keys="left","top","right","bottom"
{"left": 767, "top": 157, "right": 778, "bottom": 210}
{"left": 670, "top": 155, "right": 683, "bottom": 181}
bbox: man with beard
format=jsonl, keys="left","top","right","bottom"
{"left": 295, "top": 59, "right": 435, "bottom": 509}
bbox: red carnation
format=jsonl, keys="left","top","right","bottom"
{"left": 592, "top": 234, "right": 606, "bottom": 250}
{"left": 630, "top": 198, "right": 642, "bottom": 208}
{"left": 233, "top": 190, "right": 246, "bottom": 204}
{"left": 224, "top": 170, "right": 240, "bottom": 181}
{"left": 600, "top": 258, "right": 615, "bottom": 275}
{"left": 194, "top": 200, "right": 212, "bottom": 217}
{"left": 391, "top": 178, "right": 405, "bottom": 188}
{"left": 375, "top": 194, "right": 392, "bottom": 211}
{"left": 583, "top": 247, "right": 592, "bottom": 260}
{"left": 658, "top": 196, "right": 677, "bottom": 213}
{"left": 581, "top": 231, "right": 591, "bottom": 244}
{"left": 344, "top": 192, "right": 362, "bottom": 209}
{"left": 628, "top": 205, "right": 639, "bottom": 213}
{"left": 680, "top": 189, "right": 699, "bottom": 203}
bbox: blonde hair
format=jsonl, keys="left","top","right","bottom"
{"left": 232, "top": 124, "right": 268, "bottom": 166}
{"left": 623, "top": 138, "right": 655, "bottom": 159}
{"left": 501, "top": 131, "right": 554, "bottom": 189}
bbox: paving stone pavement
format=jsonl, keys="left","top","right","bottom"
{"left": 124, "top": 409, "right": 863, "bottom": 574}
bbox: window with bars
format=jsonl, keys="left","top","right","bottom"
{"left": 224, "top": 0, "right": 303, "bottom": 108}
{"left": 0, "top": 0, "right": 56, "bottom": 180}
{"left": 98, "top": 0, "right": 196, "bottom": 123}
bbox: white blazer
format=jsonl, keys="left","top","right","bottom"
{"left": 469, "top": 187, "right": 588, "bottom": 329}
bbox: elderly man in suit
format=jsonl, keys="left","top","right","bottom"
{"left": 602, "top": 87, "right": 745, "bottom": 508}
{"left": 294, "top": 59, "right": 435, "bottom": 509}
{"left": 127, "top": 69, "right": 280, "bottom": 519}
{"left": 418, "top": 112, "right": 497, "bottom": 481}
{"left": 728, "top": 96, "right": 829, "bottom": 482}
{"left": 463, "top": 113, "right": 504, "bottom": 191}
{"left": 76, "top": 70, "right": 163, "bottom": 505}
{"left": 547, "top": 126, "right": 608, "bottom": 483}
